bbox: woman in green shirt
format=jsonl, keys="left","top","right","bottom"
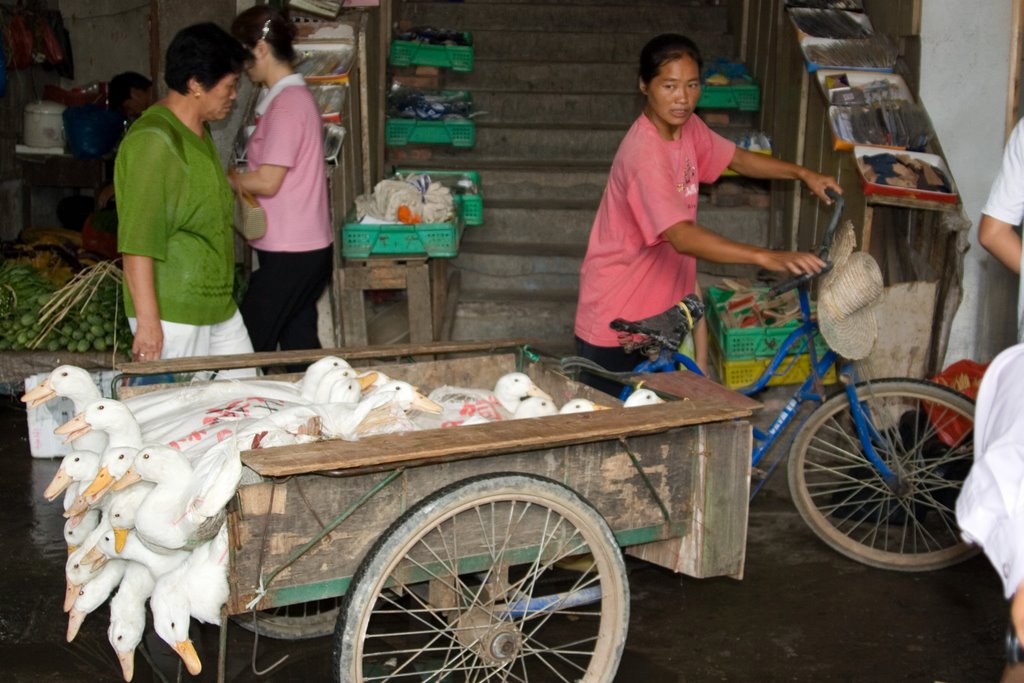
{"left": 115, "top": 23, "right": 253, "bottom": 369}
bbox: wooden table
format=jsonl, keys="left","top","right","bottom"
{"left": 334, "top": 256, "right": 448, "bottom": 346}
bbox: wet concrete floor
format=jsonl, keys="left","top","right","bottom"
{"left": 0, "top": 393, "right": 1009, "bottom": 682}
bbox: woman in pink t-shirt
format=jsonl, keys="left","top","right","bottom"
{"left": 231, "top": 7, "right": 333, "bottom": 362}
{"left": 574, "top": 34, "right": 842, "bottom": 395}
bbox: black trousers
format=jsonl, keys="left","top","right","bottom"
{"left": 240, "top": 246, "right": 333, "bottom": 357}
{"left": 574, "top": 336, "right": 644, "bottom": 397}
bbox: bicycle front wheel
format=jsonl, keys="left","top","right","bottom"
{"left": 788, "top": 379, "right": 977, "bottom": 571}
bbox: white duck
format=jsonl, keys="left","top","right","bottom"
{"left": 21, "top": 365, "right": 108, "bottom": 453}
{"left": 85, "top": 526, "right": 189, "bottom": 579}
{"left": 493, "top": 372, "right": 553, "bottom": 416}
{"left": 116, "top": 444, "right": 239, "bottom": 551}
{"left": 66, "top": 555, "right": 126, "bottom": 642}
{"left": 298, "top": 355, "right": 352, "bottom": 401}
{"left": 150, "top": 524, "right": 230, "bottom": 676}
{"left": 623, "top": 388, "right": 666, "bottom": 407}
{"left": 64, "top": 517, "right": 113, "bottom": 612}
{"left": 311, "top": 366, "right": 376, "bottom": 404}
{"left": 43, "top": 450, "right": 99, "bottom": 515}
{"left": 559, "top": 398, "right": 612, "bottom": 414}
{"left": 64, "top": 509, "right": 101, "bottom": 555}
{"left": 56, "top": 399, "right": 142, "bottom": 454}
{"left": 108, "top": 560, "right": 155, "bottom": 682}
{"left": 242, "top": 380, "right": 438, "bottom": 447}
{"left": 76, "top": 446, "right": 140, "bottom": 507}
{"left": 512, "top": 396, "right": 559, "bottom": 419}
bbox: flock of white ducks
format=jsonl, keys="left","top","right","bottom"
{"left": 23, "top": 359, "right": 666, "bottom": 679}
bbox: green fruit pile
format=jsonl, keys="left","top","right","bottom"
{"left": 0, "top": 261, "right": 132, "bottom": 355}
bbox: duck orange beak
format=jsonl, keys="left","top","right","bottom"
{"left": 175, "top": 639, "right": 203, "bottom": 675}
{"left": 66, "top": 543, "right": 78, "bottom": 555}
{"left": 63, "top": 495, "right": 90, "bottom": 519}
{"left": 80, "top": 466, "right": 114, "bottom": 501}
{"left": 21, "top": 379, "right": 56, "bottom": 409}
{"left": 113, "top": 527, "right": 130, "bottom": 554}
{"left": 111, "top": 466, "right": 142, "bottom": 491}
{"left": 43, "top": 468, "right": 73, "bottom": 501}
{"left": 411, "top": 393, "right": 444, "bottom": 414}
{"left": 54, "top": 413, "right": 92, "bottom": 443}
{"left": 81, "top": 545, "right": 107, "bottom": 569}
{"left": 357, "top": 372, "right": 379, "bottom": 390}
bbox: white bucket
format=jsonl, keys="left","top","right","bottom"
{"left": 23, "top": 100, "right": 67, "bottom": 148}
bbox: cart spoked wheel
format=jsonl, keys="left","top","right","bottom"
{"left": 333, "top": 473, "right": 629, "bottom": 682}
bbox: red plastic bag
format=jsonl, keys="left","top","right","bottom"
{"left": 7, "top": 12, "right": 33, "bottom": 70}
{"left": 927, "top": 359, "right": 987, "bottom": 447}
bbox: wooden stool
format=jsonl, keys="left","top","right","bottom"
{"left": 335, "top": 256, "right": 448, "bottom": 346}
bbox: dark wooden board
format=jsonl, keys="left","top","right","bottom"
{"left": 115, "top": 338, "right": 537, "bottom": 375}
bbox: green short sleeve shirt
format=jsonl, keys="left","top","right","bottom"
{"left": 115, "top": 106, "right": 236, "bottom": 325}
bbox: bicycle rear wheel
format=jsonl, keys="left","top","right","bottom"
{"left": 788, "top": 379, "right": 976, "bottom": 571}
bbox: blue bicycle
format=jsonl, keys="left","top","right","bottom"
{"left": 609, "top": 192, "right": 976, "bottom": 571}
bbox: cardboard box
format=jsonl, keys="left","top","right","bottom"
{"left": 24, "top": 369, "right": 119, "bottom": 459}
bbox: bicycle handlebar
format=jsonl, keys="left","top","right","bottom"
{"left": 768, "top": 188, "right": 844, "bottom": 298}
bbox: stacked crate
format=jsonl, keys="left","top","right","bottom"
{"left": 705, "top": 284, "right": 836, "bottom": 389}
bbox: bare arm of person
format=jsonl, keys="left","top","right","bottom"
{"left": 727, "top": 147, "right": 843, "bottom": 204}
{"left": 979, "top": 214, "right": 1022, "bottom": 274}
{"left": 230, "top": 163, "right": 288, "bottom": 197}
{"left": 662, "top": 221, "right": 826, "bottom": 275}
{"left": 122, "top": 254, "right": 163, "bottom": 360}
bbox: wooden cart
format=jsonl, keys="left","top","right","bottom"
{"left": 118, "top": 341, "right": 758, "bottom": 682}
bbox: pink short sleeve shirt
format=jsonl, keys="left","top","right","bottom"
{"left": 575, "top": 114, "right": 736, "bottom": 347}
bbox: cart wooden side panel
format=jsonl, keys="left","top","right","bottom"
{"left": 227, "top": 418, "right": 751, "bottom": 615}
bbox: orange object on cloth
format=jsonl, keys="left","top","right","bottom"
{"left": 396, "top": 205, "right": 422, "bottom": 224}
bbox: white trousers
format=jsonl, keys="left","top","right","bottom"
{"left": 129, "top": 310, "right": 257, "bottom": 379}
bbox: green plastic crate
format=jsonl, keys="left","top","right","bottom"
{"left": 705, "top": 286, "right": 828, "bottom": 361}
{"left": 385, "top": 117, "right": 476, "bottom": 148}
{"left": 389, "top": 35, "right": 474, "bottom": 72}
{"left": 395, "top": 169, "right": 483, "bottom": 226}
{"left": 341, "top": 207, "right": 463, "bottom": 258}
{"left": 698, "top": 79, "right": 761, "bottom": 112}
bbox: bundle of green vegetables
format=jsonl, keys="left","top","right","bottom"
{"left": 0, "top": 260, "right": 132, "bottom": 354}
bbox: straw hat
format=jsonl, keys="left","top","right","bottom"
{"left": 817, "top": 221, "right": 884, "bottom": 360}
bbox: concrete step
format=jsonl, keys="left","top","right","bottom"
{"left": 453, "top": 242, "right": 583, "bottom": 292}
{"left": 471, "top": 89, "right": 641, "bottom": 127}
{"left": 400, "top": 2, "right": 729, "bottom": 34}
{"left": 469, "top": 198, "right": 769, "bottom": 245}
{"left": 447, "top": 60, "right": 638, "bottom": 93}
{"left": 469, "top": 89, "right": 761, "bottom": 128}
{"left": 449, "top": 289, "right": 579, "bottom": 347}
{"left": 426, "top": 122, "right": 624, "bottom": 163}
{"left": 470, "top": 29, "right": 737, "bottom": 64}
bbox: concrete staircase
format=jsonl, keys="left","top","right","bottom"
{"left": 386, "top": 0, "right": 768, "bottom": 352}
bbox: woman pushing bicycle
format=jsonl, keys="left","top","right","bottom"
{"left": 574, "top": 33, "right": 842, "bottom": 395}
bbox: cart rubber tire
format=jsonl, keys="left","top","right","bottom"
{"left": 231, "top": 600, "right": 341, "bottom": 640}
{"left": 788, "top": 378, "right": 977, "bottom": 571}
{"left": 332, "top": 472, "right": 629, "bottom": 682}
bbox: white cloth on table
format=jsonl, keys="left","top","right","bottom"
{"left": 956, "top": 343, "right": 1024, "bottom": 597}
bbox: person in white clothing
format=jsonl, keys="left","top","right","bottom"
{"left": 979, "top": 118, "right": 1024, "bottom": 342}
{"left": 956, "top": 343, "right": 1024, "bottom": 680}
